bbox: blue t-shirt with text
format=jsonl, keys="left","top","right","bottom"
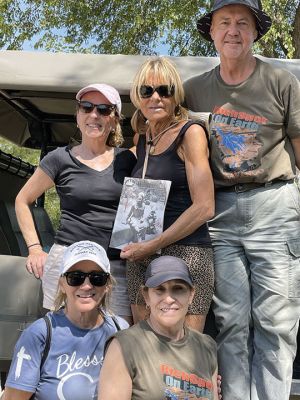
{"left": 5, "top": 310, "right": 128, "bottom": 399}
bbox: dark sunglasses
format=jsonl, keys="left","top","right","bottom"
{"left": 139, "top": 85, "right": 175, "bottom": 99}
{"left": 62, "top": 270, "right": 110, "bottom": 287}
{"left": 77, "top": 100, "right": 116, "bottom": 116}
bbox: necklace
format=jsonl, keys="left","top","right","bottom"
{"left": 147, "top": 121, "right": 179, "bottom": 155}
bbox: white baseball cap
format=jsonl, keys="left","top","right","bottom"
{"left": 76, "top": 83, "right": 122, "bottom": 115}
{"left": 60, "top": 241, "right": 110, "bottom": 275}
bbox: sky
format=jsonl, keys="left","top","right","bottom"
{"left": 20, "top": 28, "right": 170, "bottom": 55}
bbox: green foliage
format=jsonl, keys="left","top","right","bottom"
{"left": 0, "top": 0, "right": 299, "bottom": 58}
{"left": 257, "top": 1, "right": 298, "bottom": 58}
{"left": 44, "top": 187, "right": 61, "bottom": 231}
{"left": 0, "top": 137, "right": 40, "bottom": 164}
{"left": 0, "top": 1, "right": 298, "bottom": 232}
{"left": 0, "top": 137, "right": 60, "bottom": 230}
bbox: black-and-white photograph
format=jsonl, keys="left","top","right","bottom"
{"left": 110, "top": 177, "right": 171, "bottom": 249}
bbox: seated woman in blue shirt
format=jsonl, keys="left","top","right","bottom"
{"left": 2, "top": 240, "right": 128, "bottom": 400}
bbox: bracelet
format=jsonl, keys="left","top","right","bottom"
{"left": 27, "top": 243, "right": 41, "bottom": 249}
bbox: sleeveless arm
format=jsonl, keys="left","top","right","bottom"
{"left": 98, "top": 338, "right": 132, "bottom": 400}
{"left": 157, "top": 123, "right": 214, "bottom": 244}
{"left": 121, "top": 123, "right": 214, "bottom": 261}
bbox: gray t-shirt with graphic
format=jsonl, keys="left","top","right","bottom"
{"left": 110, "top": 320, "right": 217, "bottom": 400}
{"left": 184, "top": 58, "right": 300, "bottom": 188}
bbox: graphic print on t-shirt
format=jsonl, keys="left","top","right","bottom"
{"left": 15, "top": 346, "right": 31, "bottom": 379}
{"left": 6, "top": 312, "right": 126, "bottom": 400}
{"left": 161, "top": 363, "right": 213, "bottom": 399}
{"left": 211, "top": 106, "right": 267, "bottom": 176}
{"left": 54, "top": 350, "right": 102, "bottom": 399}
{"left": 13, "top": 346, "right": 102, "bottom": 400}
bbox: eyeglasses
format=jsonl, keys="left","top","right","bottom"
{"left": 139, "top": 85, "right": 175, "bottom": 99}
{"left": 77, "top": 101, "right": 116, "bottom": 116}
{"left": 62, "top": 270, "right": 110, "bottom": 287}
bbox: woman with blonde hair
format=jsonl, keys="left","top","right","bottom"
{"left": 121, "top": 57, "right": 215, "bottom": 332}
{"left": 2, "top": 240, "right": 128, "bottom": 400}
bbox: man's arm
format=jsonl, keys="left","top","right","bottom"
{"left": 291, "top": 138, "right": 300, "bottom": 170}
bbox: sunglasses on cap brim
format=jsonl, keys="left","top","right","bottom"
{"left": 139, "top": 85, "right": 175, "bottom": 98}
{"left": 77, "top": 101, "right": 116, "bottom": 116}
{"left": 62, "top": 270, "right": 110, "bottom": 287}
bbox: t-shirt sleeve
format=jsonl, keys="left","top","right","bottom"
{"left": 39, "top": 147, "right": 63, "bottom": 181}
{"left": 5, "top": 318, "right": 47, "bottom": 393}
{"left": 284, "top": 73, "right": 300, "bottom": 139}
{"left": 183, "top": 74, "right": 206, "bottom": 111}
{"left": 114, "top": 149, "right": 137, "bottom": 179}
{"left": 183, "top": 77, "right": 193, "bottom": 108}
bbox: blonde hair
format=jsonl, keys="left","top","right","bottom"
{"left": 130, "top": 57, "right": 189, "bottom": 133}
{"left": 54, "top": 274, "right": 116, "bottom": 317}
{"left": 106, "top": 111, "right": 124, "bottom": 147}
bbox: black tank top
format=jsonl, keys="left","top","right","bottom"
{"left": 131, "top": 121, "right": 211, "bottom": 246}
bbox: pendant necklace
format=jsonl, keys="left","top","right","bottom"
{"left": 147, "top": 121, "right": 179, "bottom": 155}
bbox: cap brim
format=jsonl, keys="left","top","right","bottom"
{"left": 145, "top": 272, "right": 193, "bottom": 288}
{"left": 61, "top": 259, "right": 107, "bottom": 276}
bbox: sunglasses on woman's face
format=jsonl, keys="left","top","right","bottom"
{"left": 62, "top": 270, "right": 110, "bottom": 287}
{"left": 139, "top": 85, "right": 175, "bottom": 99}
{"left": 77, "top": 101, "right": 116, "bottom": 116}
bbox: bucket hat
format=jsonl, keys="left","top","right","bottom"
{"left": 144, "top": 256, "right": 193, "bottom": 288}
{"left": 197, "top": 0, "right": 272, "bottom": 42}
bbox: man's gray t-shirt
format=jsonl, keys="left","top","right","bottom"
{"left": 184, "top": 58, "right": 300, "bottom": 188}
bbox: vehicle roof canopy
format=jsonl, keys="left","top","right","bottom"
{"left": 0, "top": 50, "right": 299, "bottom": 149}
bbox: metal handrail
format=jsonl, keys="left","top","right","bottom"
{"left": 0, "top": 150, "right": 35, "bottom": 178}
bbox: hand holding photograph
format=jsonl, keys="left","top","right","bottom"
{"left": 110, "top": 177, "right": 171, "bottom": 249}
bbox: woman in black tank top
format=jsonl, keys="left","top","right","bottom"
{"left": 120, "top": 57, "right": 215, "bottom": 332}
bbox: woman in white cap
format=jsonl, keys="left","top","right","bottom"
{"left": 15, "top": 83, "right": 136, "bottom": 323}
{"left": 2, "top": 240, "right": 128, "bottom": 400}
{"left": 99, "top": 255, "right": 219, "bottom": 400}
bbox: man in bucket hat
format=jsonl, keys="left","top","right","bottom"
{"left": 197, "top": 0, "right": 272, "bottom": 42}
{"left": 184, "top": 1, "right": 300, "bottom": 399}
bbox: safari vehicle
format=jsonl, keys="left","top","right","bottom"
{"left": 0, "top": 51, "right": 299, "bottom": 396}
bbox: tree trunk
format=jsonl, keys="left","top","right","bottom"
{"left": 292, "top": 2, "right": 300, "bottom": 58}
